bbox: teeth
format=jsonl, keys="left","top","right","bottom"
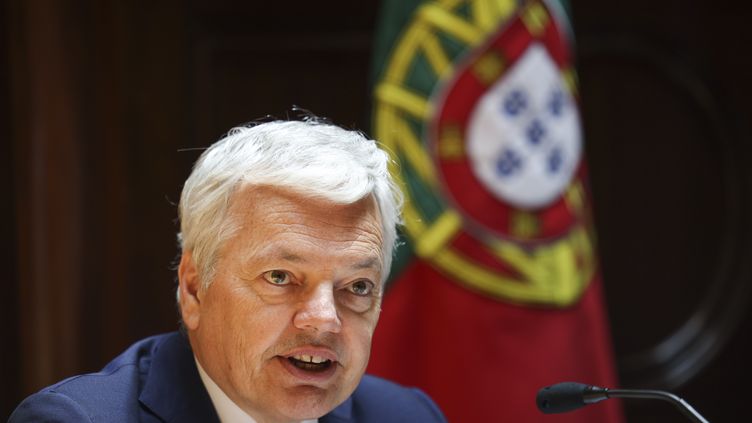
{"left": 292, "top": 354, "right": 329, "bottom": 364}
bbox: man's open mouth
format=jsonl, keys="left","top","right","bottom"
{"left": 287, "top": 354, "right": 333, "bottom": 372}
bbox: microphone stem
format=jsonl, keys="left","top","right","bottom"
{"left": 606, "top": 389, "right": 710, "bottom": 423}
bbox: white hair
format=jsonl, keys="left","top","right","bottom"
{"left": 178, "top": 119, "right": 403, "bottom": 288}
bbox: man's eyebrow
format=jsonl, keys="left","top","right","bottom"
{"left": 352, "top": 256, "right": 382, "bottom": 271}
{"left": 260, "top": 249, "right": 307, "bottom": 263}
{"left": 276, "top": 254, "right": 381, "bottom": 271}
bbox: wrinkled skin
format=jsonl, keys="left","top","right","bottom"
{"left": 179, "top": 186, "right": 384, "bottom": 423}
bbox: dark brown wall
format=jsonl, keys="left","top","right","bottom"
{"left": 3, "top": 1, "right": 750, "bottom": 421}
{"left": 573, "top": 0, "right": 752, "bottom": 421}
{"left": 1, "top": 0, "right": 18, "bottom": 416}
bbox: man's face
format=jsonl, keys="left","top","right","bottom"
{"left": 179, "top": 186, "right": 385, "bottom": 423}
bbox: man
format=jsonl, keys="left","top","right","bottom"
{"left": 10, "top": 119, "right": 447, "bottom": 423}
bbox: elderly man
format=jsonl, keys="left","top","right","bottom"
{"left": 11, "top": 120, "right": 446, "bottom": 423}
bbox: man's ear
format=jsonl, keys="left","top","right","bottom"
{"left": 178, "top": 251, "right": 202, "bottom": 330}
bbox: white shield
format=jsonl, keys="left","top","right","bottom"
{"left": 466, "top": 43, "right": 582, "bottom": 210}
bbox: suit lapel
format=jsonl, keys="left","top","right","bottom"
{"left": 139, "top": 332, "right": 220, "bottom": 422}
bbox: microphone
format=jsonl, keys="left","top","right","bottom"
{"left": 536, "top": 382, "right": 710, "bottom": 423}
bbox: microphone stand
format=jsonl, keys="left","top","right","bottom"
{"left": 585, "top": 387, "right": 710, "bottom": 423}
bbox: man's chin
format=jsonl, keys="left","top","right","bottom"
{"left": 268, "top": 387, "right": 345, "bottom": 422}
{"left": 258, "top": 357, "right": 358, "bottom": 420}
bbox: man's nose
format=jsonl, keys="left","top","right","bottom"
{"left": 293, "top": 283, "right": 342, "bottom": 333}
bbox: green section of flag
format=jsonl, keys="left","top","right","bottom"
{"left": 370, "top": 0, "right": 422, "bottom": 86}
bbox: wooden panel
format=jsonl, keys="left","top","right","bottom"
{"left": 9, "top": 0, "right": 86, "bottom": 397}
{"left": 112, "top": 0, "right": 191, "bottom": 347}
{"left": 189, "top": 0, "right": 380, "bottom": 145}
{"left": 76, "top": 0, "right": 130, "bottom": 368}
{"left": 5, "top": 1, "right": 192, "bottom": 414}
{"left": 193, "top": 33, "right": 374, "bottom": 145}
{"left": 0, "top": 0, "right": 19, "bottom": 417}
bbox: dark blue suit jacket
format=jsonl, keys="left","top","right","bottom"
{"left": 10, "top": 332, "right": 446, "bottom": 422}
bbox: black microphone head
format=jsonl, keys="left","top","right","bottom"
{"left": 536, "top": 382, "right": 592, "bottom": 414}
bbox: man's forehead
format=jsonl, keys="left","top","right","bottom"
{"left": 223, "top": 184, "right": 385, "bottom": 270}
{"left": 230, "top": 185, "right": 380, "bottom": 218}
{"left": 251, "top": 244, "right": 383, "bottom": 272}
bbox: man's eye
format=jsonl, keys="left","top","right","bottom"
{"left": 263, "top": 270, "right": 290, "bottom": 285}
{"left": 349, "top": 280, "right": 373, "bottom": 296}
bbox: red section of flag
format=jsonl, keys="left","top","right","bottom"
{"left": 368, "top": 259, "right": 624, "bottom": 423}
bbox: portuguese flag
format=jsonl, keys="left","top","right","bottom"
{"left": 367, "top": 1, "right": 624, "bottom": 422}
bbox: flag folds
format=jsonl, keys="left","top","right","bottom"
{"left": 368, "top": 1, "right": 624, "bottom": 421}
